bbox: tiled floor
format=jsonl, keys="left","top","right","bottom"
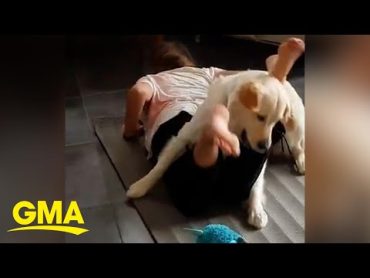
{"left": 65, "top": 143, "right": 126, "bottom": 208}
{"left": 83, "top": 90, "right": 126, "bottom": 122}
{"left": 65, "top": 36, "right": 304, "bottom": 243}
{"left": 64, "top": 100, "right": 152, "bottom": 243}
{"left": 65, "top": 97, "right": 96, "bottom": 145}
{"left": 65, "top": 37, "right": 148, "bottom": 241}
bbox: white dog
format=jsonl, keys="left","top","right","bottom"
{"left": 127, "top": 38, "right": 305, "bottom": 229}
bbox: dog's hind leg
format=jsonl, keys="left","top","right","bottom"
{"left": 283, "top": 82, "right": 305, "bottom": 175}
{"left": 126, "top": 122, "right": 196, "bottom": 199}
{"left": 285, "top": 125, "right": 305, "bottom": 175}
{"left": 291, "top": 139, "right": 305, "bottom": 175}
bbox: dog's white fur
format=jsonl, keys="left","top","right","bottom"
{"left": 127, "top": 70, "right": 305, "bottom": 229}
{"left": 282, "top": 80, "right": 305, "bottom": 174}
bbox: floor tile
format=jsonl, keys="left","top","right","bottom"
{"left": 65, "top": 97, "right": 95, "bottom": 145}
{"left": 65, "top": 142, "right": 126, "bottom": 208}
{"left": 65, "top": 205, "right": 122, "bottom": 243}
{"left": 83, "top": 90, "right": 126, "bottom": 122}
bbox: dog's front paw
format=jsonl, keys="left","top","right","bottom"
{"left": 248, "top": 204, "right": 268, "bottom": 229}
{"left": 126, "top": 179, "right": 150, "bottom": 199}
{"left": 295, "top": 153, "right": 305, "bottom": 175}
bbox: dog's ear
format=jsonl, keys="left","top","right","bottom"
{"left": 238, "top": 82, "right": 261, "bottom": 112}
{"left": 283, "top": 105, "right": 295, "bottom": 131}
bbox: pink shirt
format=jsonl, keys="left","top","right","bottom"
{"left": 136, "top": 66, "right": 224, "bottom": 157}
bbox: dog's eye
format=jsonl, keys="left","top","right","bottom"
{"left": 256, "top": 114, "right": 266, "bottom": 122}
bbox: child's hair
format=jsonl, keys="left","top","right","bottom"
{"left": 152, "top": 41, "right": 196, "bottom": 72}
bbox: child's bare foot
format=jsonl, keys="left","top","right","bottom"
{"left": 193, "top": 105, "right": 240, "bottom": 168}
{"left": 271, "top": 38, "right": 305, "bottom": 81}
{"left": 266, "top": 54, "right": 278, "bottom": 72}
{"left": 210, "top": 105, "right": 240, "bottom": 157}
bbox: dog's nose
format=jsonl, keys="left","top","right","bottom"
{"left": 257, "top": 140, "right": 268, "bottom": 151}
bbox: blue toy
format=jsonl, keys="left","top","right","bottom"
{"left": 186, "top": 224, "right": 246, "bottom": 243}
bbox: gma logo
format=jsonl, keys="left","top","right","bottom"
{"left": 7, "top": 201, "right": 89, "bottom": 235}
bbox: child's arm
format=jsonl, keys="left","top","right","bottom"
{"left": 123, "top": 82, "right": 153, "bottom": 139}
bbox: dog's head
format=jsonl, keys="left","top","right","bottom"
{"left": 227, "top": 74, "right": 291, "bottom": 153}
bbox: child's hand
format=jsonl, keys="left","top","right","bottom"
{"left": 122, "top": 122, "right": 144, "bottom": 140}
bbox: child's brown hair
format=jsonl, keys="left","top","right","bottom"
{"left": 152, "top": 41, "right": 196, "bottom": 72}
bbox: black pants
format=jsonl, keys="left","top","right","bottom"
{"left": 151, "top": 111, "right": 285, "bottom": 217}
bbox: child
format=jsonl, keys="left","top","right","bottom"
{"left": 122, "top": 40, "right": 292, "bottom": 217}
